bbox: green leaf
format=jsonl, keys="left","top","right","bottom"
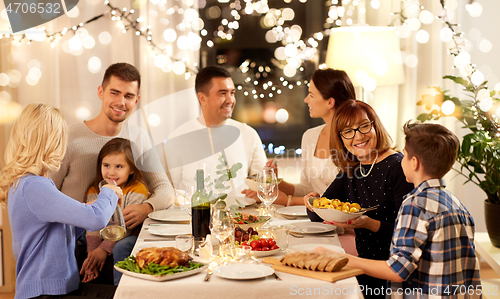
{"left": 467, "top": 160, "right": 485, "bottom": 174}
{"left": 461, "top": 134, "right": 473, "bottom": 155}
{"left": 229, "top": 163, "right": 243, "bottom": 178}
{"left": 444, "top": 75, "right": 470, "bottom": 88}
{"left": 417, "top": 113, "right": 430, "bottom": 123}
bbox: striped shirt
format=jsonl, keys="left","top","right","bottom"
{"left": 387, "top": 179, "right": 481, "bottom": 298}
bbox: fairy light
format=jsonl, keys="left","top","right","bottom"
{"left": 396, "top": 0, "right": 500, "bottom": 136}
{"left": 1, "top": 2, "right": 198, "bottom": 78}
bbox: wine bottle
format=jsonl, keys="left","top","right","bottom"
{"left": 191, "top": 169, "right": 211, "bottom": 238}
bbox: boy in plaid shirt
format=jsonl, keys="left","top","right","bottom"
{"left": 316, "top": 122, "right": 481, "bottom": 298}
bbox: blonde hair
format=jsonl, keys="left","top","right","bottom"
{"left": 0, "top": 103, "right": 67, "bottom": 205}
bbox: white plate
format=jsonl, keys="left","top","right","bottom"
{"left": 147, "top": 225, "right": 191, "bottom": 237}
{"left": 248, "top": 248, "right": 281, "bottom": 257}
{"left": 213, "top": 264, "right": 274, "bottom": 280}
{"left": 225, "top": 196, "right": 256, "bottom": 208}
{"left": 114, "top": 263, "right": 207, "bottom": 282}
{"left": 148, "top": 209, "right": 190, "bottom": 222}
{"left": 277, "top": 206, "right": 308, "bottom": 217}
{"left": 285, "top": 222, "right": 336, "bottom": 234}
{"left": 290, "top": 244, "right": 345, "bottom": 253}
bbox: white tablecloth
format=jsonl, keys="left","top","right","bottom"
{"left": 114, "top": 205, "right": 363, "bottom": 299}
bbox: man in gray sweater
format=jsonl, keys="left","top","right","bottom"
{"left": 51, "top": 62, "right": 174, "bottom": 284}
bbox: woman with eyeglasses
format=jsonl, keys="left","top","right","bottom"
{"left": 258, "top": 68, "right": 356, "bottom": 206}
{"left": 304, "top": 99, "right": 414, "bottom": 298}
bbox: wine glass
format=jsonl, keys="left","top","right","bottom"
{"left": 176, "top": 235, "right": 194, "bottom": 255}
{"left": 257, "top": 169, "right": 278, "bottom": 221}
{"left": 98, "top": 179, "right": 126, "bottom": 241}
{"left": 209, "top": 207, "right": 235, "bottom": 259}
{"left": 179, "top": 185, "right": 195, "bottom": 216}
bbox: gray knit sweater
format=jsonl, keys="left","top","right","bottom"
{"left": 50, "top": 121, "right": 173, "bottom": 211}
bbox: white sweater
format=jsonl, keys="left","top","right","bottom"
{"left": 167, "top": 118, "right": 267, "bottom": 192}
{"left": 51, "top": 121, "right": 173, "bottom": 211}
{"left": 293, "top": 124, "right": 338, "bottom": 197}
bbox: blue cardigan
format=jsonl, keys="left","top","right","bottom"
{"left": 8, "top": 175, "right": 117, "bottom": 299}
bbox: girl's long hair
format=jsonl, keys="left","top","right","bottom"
{"left": 88, "top": 138, "right": 150, "bottom": 198}
{"left": 0, "top": 103, "right": 67, "bottom": 205}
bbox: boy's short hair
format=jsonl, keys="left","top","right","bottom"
{"left": 195, "top": 66, "right": 231, "bottom": 95}
{"left": 403, "top": 121, "right": 459, "bottom": 178}
{"left": 101, "top": 62, "right": 141, "bottom": 91}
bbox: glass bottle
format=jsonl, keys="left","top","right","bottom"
{"left": 191, "top": 169, "right": 211, "bottom": 239}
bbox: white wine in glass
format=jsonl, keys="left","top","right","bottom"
{"left": 98, "top": 179, "right": 126, "bottom": 241}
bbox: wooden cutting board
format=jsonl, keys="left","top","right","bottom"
{"left": 262, "top": 257, "right": 363, "bottom": 283}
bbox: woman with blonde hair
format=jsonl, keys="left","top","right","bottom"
{"left": 304, "top": 100, "right": 414, "bottom": 298}
{"left": 0, "top": 103, "right": 122, "bottom": 299}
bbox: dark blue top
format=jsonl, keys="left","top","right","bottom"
{"left": 308, "top": 152, "right": 414, "bottom": 261}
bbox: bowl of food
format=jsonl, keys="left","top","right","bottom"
{"left": 308, "top": 197, "right": 369, "bottom": 223}
{"left": 245, "top": 177, "right": 283, "bottom": 192}
{"left": 232, "top": 212, "right": 270, "bottom": 231}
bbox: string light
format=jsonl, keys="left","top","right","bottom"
{"left": 0, "top": 2, "right": 197, "bottom": 77}
{"left": 396, "top": 0, "right": 500, "bottom": 136}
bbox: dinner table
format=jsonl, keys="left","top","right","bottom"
{"left": 114, "top": 196, "right": 364, "bottom": 299}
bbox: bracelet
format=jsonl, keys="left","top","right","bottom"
{"left": 286, "top": 195, "right": 292, "bottom": 207}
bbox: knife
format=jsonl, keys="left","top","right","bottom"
{"left": 143, "top": 238, "right": 175, "bottom": 241}
{"left": 204, "top": 267, "right": 213, "bottom": 282}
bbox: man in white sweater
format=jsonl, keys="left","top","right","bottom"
{"left": 167, "top": 66, "right": 267, "bottom": 194}
{"left": 51, "top": 63, "right": 174, "bottom": 283}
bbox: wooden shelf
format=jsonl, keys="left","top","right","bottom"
{"left": 475, "top": 232, "right": 500, "bottom": 276}
{"left": 0, "top": 208, "right": 15, "bottom": 293}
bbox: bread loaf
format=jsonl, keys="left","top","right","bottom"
{"left": 279, "top": 251, "right": 348, "bottom": 272}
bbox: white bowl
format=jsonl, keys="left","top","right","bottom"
{"left": 233, "top": 215, "right": 271, "bottom": 231}
{"left": 245, "top": 178, "right": 258, "bottom": 192}
{"left": 248, "top": 248, "right": 280, "bottom": 257}
{"left": 308, "top": 197, "right": 365, "bottom": 223}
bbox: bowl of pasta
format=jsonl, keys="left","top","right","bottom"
{"left": 308, "top": 197, "right": 377, "bottom": 223}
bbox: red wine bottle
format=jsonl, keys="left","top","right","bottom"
{"left": 191, "top": 169, "right": 210, "bottom": 238}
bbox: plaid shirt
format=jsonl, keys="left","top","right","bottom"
{"left": 386, "top": 179, "right": 481, "bottom": 298}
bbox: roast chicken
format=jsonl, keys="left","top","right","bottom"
{"left": 135, "top": 247, "right": 192, "bottom": 269}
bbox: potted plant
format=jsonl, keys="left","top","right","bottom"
{"left": 416, "top": 75, "right": 500, "bottom": 246}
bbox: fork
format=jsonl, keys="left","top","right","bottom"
{"left": 354, "top": 204, "right": 380, "bottom": 214}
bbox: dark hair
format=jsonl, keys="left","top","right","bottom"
{"left": 311, "top": 68, "right": 356, "bottom": 107}
{"left": 101, "top": 63, "right": 141, "bottom": 91}
{"left": 195, "top": 66, "right": 232, "bottom": 95}
{"left": 88, "top": 138, "right": 150, "bottom": 198}
{"left": 330, "top": 100, "right": 394, "bottom": 174}
{"left": 403, "top": 122, "right": 459, "bottom": 178}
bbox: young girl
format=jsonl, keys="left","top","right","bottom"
{"left": 0, "top": 103, "right": 122, "bottom": 299}
{"left": 80, "top": 137, "right": 150, "bottom": 285}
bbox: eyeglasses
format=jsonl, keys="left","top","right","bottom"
{"left": 340, "top": 121, "right": 374, "bottom": 139}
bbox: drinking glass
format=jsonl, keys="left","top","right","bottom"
{"left": 272, "top": 225, "right": 290, "bottom": 252}
{"left": 176, "top": 235, "right": 194, "bottom": 255}
{"left": 98, "top": 179, "right": 126, "bottom": 241}
{"left": 179, "top": 185, "right": 195, "bottom": 216}
{"left": 209, "top": 206, "right": 235, "bottom": 259}
{"left": 256, "top": 169, "right": 278, "bottom": 220}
